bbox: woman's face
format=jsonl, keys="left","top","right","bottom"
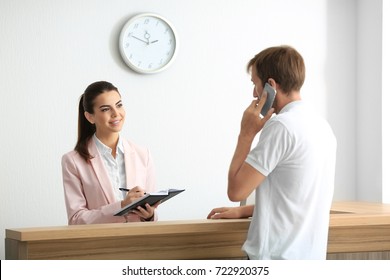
{"left": 85, "top": 90, "right": 126, "bottom": 137}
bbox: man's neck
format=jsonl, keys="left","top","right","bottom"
{"left": 275, "top": 91, "right": 301, "bottom": 114}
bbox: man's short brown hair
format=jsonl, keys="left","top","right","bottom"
{"left": 247, "top": 45, "right": 305, "bottom": 93}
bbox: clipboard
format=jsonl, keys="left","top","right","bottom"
{"left": 114, "top": 188, "right": 185, "bottom": 216}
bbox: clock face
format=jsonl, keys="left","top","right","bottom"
{"left": 119, "top": 13, "right": 178, "bottom": 74}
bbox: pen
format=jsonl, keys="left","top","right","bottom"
{"left": 119, "top": 188, "right": 146, "bottom": 194}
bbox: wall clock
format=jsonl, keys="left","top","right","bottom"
{"left": 119, "top": 13, "right": 178, "bottom": 74}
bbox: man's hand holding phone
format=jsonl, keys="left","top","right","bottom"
{"left": 240, "top": 86, "right": 275, "bottom": 141}
{"left": 260, "top": 83, "right": 277, "bottom": 117}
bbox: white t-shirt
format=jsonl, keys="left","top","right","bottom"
{"left": 243, "top": 100, "right": 337, "bottom": 259}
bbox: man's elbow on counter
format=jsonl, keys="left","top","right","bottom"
{"left": 227, "top": 189, "right": 245, "bottom": 202}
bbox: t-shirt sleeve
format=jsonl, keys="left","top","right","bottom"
{"left": 245, "top": 120, "right": 292, "bottom": 176}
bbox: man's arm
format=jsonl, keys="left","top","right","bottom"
{"left": 227, "top": 96, "right": 274, "bottom": 202}
{"left": 207, "top": 205, "right": 254, "bottom": 219}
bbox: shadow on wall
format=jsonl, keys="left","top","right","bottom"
{"left": 325, "top": 0, "right": 357, "bottom": 201}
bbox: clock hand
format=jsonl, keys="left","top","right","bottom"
{"left": 131, "top": 35, "right": 149, "bottom": 44}
{"left": 150, "top": 40, "right": 159, "bottom": 44}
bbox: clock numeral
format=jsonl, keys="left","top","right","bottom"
{"left": 137, "top": 61, "right": 142, "bottom": 67}
{"left": 155, "top": 21, "right": 159, "bottom": 27}
{"left": 144, "top": 19, "right": 149, "bottom": 25}
{"left": 133, "top": 23, "right": 139, "bottom": 29}
{"left": 166, "top": 51, "right": 171, "bottom": 57}
{"left": 159, "top": 59, "right": 163, "bottom": 65}
{"left": 127, "top": 32, "right": 133, "bottom": 38}
{"left": 148, "top": 63, "right": 153, "bottom": 69}
{"left": 125, "top": 43, "right": 130, "bottom": 48}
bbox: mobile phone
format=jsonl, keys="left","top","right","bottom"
{"left": 260, "top": 82, "right": 277, "bottom": 117}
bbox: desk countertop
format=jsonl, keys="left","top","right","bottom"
{"left": 5, "top": 201, "right": 390, "bottom": 259}
{"left": 331, "top": 201, "right": 390, "bottom": 214}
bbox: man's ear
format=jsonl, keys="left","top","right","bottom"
{"left": 267, "top": 78, "right": 277, "bottom": 89}
{"left": 84, "top": 111, "right": 95, "bottom": 124}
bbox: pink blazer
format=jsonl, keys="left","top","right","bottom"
{"left": 61, "top": 138, "right": 156, "bottom": 225}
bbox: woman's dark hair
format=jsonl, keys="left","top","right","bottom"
{"left": 75, "top": 81, "right": 119, "bottom": 162}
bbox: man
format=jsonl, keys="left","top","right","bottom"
{"left": 207, "top": 46, "right": 337, "bottom": 259}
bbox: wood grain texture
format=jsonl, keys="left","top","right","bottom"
{"left": 6, "top": 219, "right": 250, "bottom": 260}
{"left": 5, "top": 201, "right": 390, "bottom": 259}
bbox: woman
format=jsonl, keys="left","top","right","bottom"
{"left": 62, "top": 81, "right": 157, "bottom": 224}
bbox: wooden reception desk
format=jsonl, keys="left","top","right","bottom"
{"left": 5, "top": 201, "right": 390, "bottom": 260}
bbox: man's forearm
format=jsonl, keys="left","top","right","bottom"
{"left": 228, "top": 134, "right": 254, "bottom": 182}
{"left": 239, "top": 204, "right": 255, "bottom": 218}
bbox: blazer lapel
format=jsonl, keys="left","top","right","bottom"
{"left": 123, "top": 140, "right": 137, "bottom": 188}
{"left": 88, "top": 140, "right": 116, "bottom": 203}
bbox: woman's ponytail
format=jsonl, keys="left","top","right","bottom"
{"left": 74, "top": 81, "right": 118, "bottom": 162}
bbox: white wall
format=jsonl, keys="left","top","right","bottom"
{"left": 0, "top": 0, "right": 384, "bottom": 259}
{"left": 382, "top": 0, "right": 390, "bottom": 203}
{"left": 356, "top": 0, "right": 383, "bottom": 201}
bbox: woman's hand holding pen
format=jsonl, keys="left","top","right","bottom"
{"left": 120, "top": 186, "right": 146, "bottom": 208}
{"left": 120, "top": 186, "right": 158, "bottom": 221}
